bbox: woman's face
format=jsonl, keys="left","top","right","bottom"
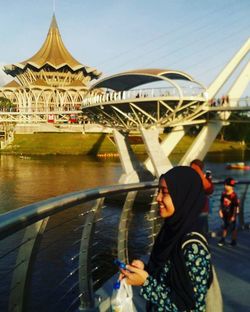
{"left": 156, "top": 178, "right": 175, "bottom": 218}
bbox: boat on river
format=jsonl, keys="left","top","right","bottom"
{"left": 226, "top": 162, "right": 250, "bottom": 170}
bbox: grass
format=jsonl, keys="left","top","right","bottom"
{"left": 4, "top": 133, "right": 117, "bottom": 155}
{"left": 171, "top": 135, "right": 243, "bottom": 154}
{"left": 1, "top": 133, "right": 244, "bottom": 156}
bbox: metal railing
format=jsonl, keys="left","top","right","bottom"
{"left": 0, "top": 182, "right": 158, "bottom": 312}
{"left": 0, "top": 180, "right": 249, "bottom": 312}
{"left": 82, "top": 86, "right": 205, "bottom": 107}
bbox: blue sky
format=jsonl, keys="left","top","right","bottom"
{"left": 0, "top": 0, "right": 249, "bottom": 94}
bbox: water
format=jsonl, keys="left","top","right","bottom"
{"left": 1, "top": 150, "right": 250, "bottom": 214}
{"left": 0, "top": 155, "right": 122, "bottom": 214}
{"left": 1, "top": 150, "right": 250, "bottom": 233}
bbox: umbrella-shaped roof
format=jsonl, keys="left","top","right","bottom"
{"left": 4, "top": 15, "right": 101, "bottom": 80}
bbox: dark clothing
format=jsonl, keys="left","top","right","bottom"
{"left": 220, "top": 191, "right": 239, "bottom": 231}
{"left": 220, "top": 191, "right": 239, "bottom": 220}
{"left": 142, "top": 234, "right": 212, "bottom": 312}
{"left": 147, "top": 167, "right": 209, "bottom": 311}
{"left": 222, "top": 217, "right": 236, "bottom": 231}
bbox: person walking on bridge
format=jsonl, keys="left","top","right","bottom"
{"left": 120, "top": 166, "right": 222, "bottom": 311}
{"left": 218, "top": 177, "right": 240, "bottom": 247}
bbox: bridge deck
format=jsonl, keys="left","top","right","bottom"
{"left": 209, "top": 230, "right": 250, "bottom": 312}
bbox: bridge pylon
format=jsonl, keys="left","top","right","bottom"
{"left": 113, "top": 129, "right": 153, "bottom": 183}
{"left": 180, "top": 38, "right": 250, "bottom": 165}
{"left": 82, "top": 39, "right": 249, "bottom": 182}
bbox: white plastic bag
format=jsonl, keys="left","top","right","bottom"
{"left": 110, "top": 279, "right": 137, "bottom": 312}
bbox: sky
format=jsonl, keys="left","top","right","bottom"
{"left": 0, "top": 0, "right": 249, "bottom": 95}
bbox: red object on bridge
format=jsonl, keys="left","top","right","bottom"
{"left": 69, "top": 114, "right": 78, "bottom": 123}
{"left": 48, "top": 114, "right": 55, "bottom": 123}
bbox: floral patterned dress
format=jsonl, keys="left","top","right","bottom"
{"left": 140, "top": 242, "right": 211, "bottom": 311}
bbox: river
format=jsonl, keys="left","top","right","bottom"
{"left": 0, "top": 155, "right": 123, "bottom": 214}
{"left": 1, "top": 150, "right": 250, "bottom": 214}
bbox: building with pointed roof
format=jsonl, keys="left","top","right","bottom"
{"left": 0, "top": 14, "right": 101, "bottom": 123}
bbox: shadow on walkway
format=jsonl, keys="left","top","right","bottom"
{"left": 209, "top": 230, "right": 250, "bottom": 312}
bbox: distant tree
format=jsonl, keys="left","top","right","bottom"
{"left": 221, "top": 112, "right": 250, "bottom": 142}
{"left": 0, "top": 97, "right": 14, "bottom": 110}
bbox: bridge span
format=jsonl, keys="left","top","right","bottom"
{"left": 80, "top": 39, "right": 250, "bottom": 183}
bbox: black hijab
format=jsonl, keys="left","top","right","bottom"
{"left": 147, "top": 166, "right": 207, "bottom": 311}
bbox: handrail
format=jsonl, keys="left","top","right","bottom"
{"left": 0, "top": 181, "right": 157, "bottom": 240}
{"left": 82, "top": 86, "right": 205, "bottom": 106}
{"left": 0, "top": 179, "right": 249, "bottom": 312}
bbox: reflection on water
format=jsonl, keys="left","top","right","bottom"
{"left": 205, "top": 149, "right": 249, "bottom": 163}
{"left": 1, "top": 150, "right": 250, "bottom": 214}
{"left": 0, "top": 155, "right": 122, "bottom": 214}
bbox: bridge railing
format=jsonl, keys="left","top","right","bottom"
{"left": 0, "top": 180, "right": 249, "bottom": 312}
{"left": 82, "top": 86, "right": 205, "bottom": 107}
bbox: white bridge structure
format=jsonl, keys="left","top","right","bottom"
{"left": 0, "top": 38, "right": 249, "bottom": 183}
{"left": 81, "top": 38, "right": 250, "bottom": 183}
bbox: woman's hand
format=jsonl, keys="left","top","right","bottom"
{"left": 219, "top": 210, "right": 223, "bottom": 218}
{"left": 131, "top": 259, "right": 145, "bottom": 270}
{"left": 118, "top": 259, "right": 144, "bottom": 281}
{"left": 121, "top": 265, "right": 149, "bottom": 286}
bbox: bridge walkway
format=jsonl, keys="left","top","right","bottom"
{"left": 209, "top": 230, "right": 250, "bottom": 312}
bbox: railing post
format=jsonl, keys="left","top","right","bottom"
{"left": 8, "top": 219, "right": 49, "bottom": 312}
{"left": 78, "top": 198, "right": 104, "bottom": 312}
{"left": 239, "top": 184, "right": 248, "bottom": 228}
{"left": 117, "top": 191, "right": 137, "bottom": 262}
{"left": 147, "top": 191, "right": 161, "bottom": 253}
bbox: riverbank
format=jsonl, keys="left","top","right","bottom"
{"left": 0, "top": 133, "right": 245, "bottom": 156}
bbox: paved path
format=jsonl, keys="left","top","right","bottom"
{"left": 209, "top": 230, "right": 250, "bottom": 312}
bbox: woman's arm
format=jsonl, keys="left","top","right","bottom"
{"left": 140, "top": 243, "right": 211, "bottom": 311}
{"left": 183, "top": 242, "right": 211, "bottom": 309}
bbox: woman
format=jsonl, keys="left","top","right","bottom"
{"left": 121, "top": 166, "right": 213, "bottom": 311}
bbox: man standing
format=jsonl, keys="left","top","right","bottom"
{"left": 190, "top": 159, "right": 214, "bottom": 237}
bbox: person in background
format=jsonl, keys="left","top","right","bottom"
{"left": 218, "top": 177, "right": 240, "bottom": 247}
{"left": 190, "top": 159, "right": 214, "bottom": 238}
{"left": 120, "top": 166, "right": 214, "bottom": 311}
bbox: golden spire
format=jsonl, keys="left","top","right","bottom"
{"left": 4, "top": 14, "right": 101, "bottom": 79}
{"left": 22, "top": 14, "right": 84, "bottom": 70}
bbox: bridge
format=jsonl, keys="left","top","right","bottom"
{"left": 79, "top": 38, "right": 250, "bottom": 183}
{"left": 1, "top": 39, "right": 249, "bottom": 172}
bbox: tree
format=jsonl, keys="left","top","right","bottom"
{"left": 0, "top": 97, "right": 14, "bottom": 110}
{"left": 222, "top": 112, "right": 250, "bottom": 143}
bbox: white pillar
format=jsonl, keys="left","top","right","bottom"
{"left": 179, "top": 121, "right": 224, "bottom": 165}
{"left": 180, "top": 40, "right": 250, "bottom": 165}
{"left": 113, "top": 129, "right": 152, "bottom": 183}
{"left": 206, "top": 38, "right": 250, "bottom": 97}
{"left": 144, "top": 126, "right": 185, "bottom": 174}
{"left": 140, "top": 127, "right": 173, "bottom": 178}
